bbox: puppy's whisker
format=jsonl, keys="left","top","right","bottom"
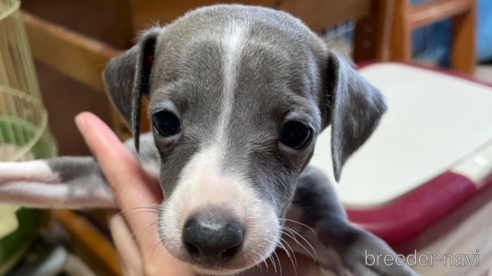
{"left": 145, "top": 228, "right": 161, "bottom": 241}
{"left": 127, "top": 216, "right": 157, "bottom": 242}
{"left": 272, "top": 250, "right": 283, "bottom": 276}
{"left": 281, "top": 228, "right": 300, "bottom": 250}
{"left": 261, "top": 236, "right": 277, "bottom": 271}
{"left": 134, "top": 210, "right": 160, "bottom": 216}
{"left": 269, "top": 255, "right": 277, "bottom": 274}
{"left": 280, "top": 229, "right": 315, "bottom": 262}
{"left": 128, "top": 221, "right": 157, "bottom": 241}
{"left": 258, "top": 251, "right": 269, "bottom": 271}
{"left": 280, "top": 237, "right": 297, "bottom": 268}
{"left": 279, "top": 239, "right": 297, "bottom": 276}
{"left": 278, "top": 218, "right": 317, "bottom": 236}
{"left": 280, "top": 236, "right": 296, "bottom": 259}
{"left": 253, "top": 252, "right": 265, "bottom": 272}
{"left": 152, "top": 237, "right": 166, "bottom": 258}
{"left": 137, "top": 221, "right": 158, "bottom": 240}
{"left": 122, "top": 206, "right": 160, "bottom": 211}
{"left": 158, "top": 239, "right": 173, "bottom": 262}
{"left": 117, "top": 205, "right": 160, "bottom": 216}
{"left": 282, "top": 226, "right": 317, "bottom": 261}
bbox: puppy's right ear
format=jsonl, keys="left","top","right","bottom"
{"left": 103, "top": 27, "right": 162, "bottom": 151}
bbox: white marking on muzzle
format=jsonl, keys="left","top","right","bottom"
{"left": 160, "top": 145, "right": 280, "bottom": 272}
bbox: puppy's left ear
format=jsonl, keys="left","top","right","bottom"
{"left": 325, "top": 52, "right": 387, "bottom": 181}
{"left": 103, "top": 27, "right": 162, "bottom": 151}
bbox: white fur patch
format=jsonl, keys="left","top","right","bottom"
{"left": 161, "top": 145, "right": 279, "bottom": 273}
{"left": 0, "top": 160, "right": 60, "bottom": 183}
{"left": 215, "top": 23, "right": 246, "bottom": 148}
{"left": 0, "top": 180, "right": 116, "bottom": 209}
{"left": 0, "top": 161, "right": 116, "bottom": 209}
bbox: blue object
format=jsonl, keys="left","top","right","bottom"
{"left": 477, "top": 0, "right": 492, "bottom": 61}
{"left": 411, "top": 0, "right": 492, "bottom": 65}
{"left": 326, "top": 0, "right": 492, "bottom": 65}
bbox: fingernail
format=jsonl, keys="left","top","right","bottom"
{"left": 75, "top": 114, "right": 86, "bottom": 129}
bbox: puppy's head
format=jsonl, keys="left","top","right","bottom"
{"left": 103, "top": 5, "right": 386, "bottom": 275}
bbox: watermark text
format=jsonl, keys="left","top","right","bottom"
{"left": 365, "top": 250, "right": 480, "bottom": 267}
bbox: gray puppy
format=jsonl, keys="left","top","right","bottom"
{"left": 0, "top": 5, "right": 419, "bottom": 276}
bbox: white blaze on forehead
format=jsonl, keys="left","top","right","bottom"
{"left": 215, "top": 22, "right": 248, "bottom": 152}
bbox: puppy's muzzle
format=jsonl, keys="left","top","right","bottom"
{"left": 182, "top": 209, "right": 244, "bottom": 265}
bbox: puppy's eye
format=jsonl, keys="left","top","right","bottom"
{"left": 279, "top": 121, "right": 311, "bottom": 149}
{"left": 153, "top": 111, "right": 181, "bottom": 137}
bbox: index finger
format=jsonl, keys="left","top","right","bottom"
{"left": 75, "top": 112, "right": 162, "bottom": 231}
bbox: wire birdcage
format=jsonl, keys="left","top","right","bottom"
{"left": 0, "top": 0, "right": 56, "bottom": 162}
{"left": 0, "top": 0, "right": 56, "bottom": 274}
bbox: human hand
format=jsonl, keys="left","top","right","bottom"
{"left": 75, "top": 112, "right": 322, "bottom": 276}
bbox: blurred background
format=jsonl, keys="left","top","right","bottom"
{"left": 0, "top": 0, "right": 491, "bottom": 275}
{"left": 11, "top": 0, "right": 492, "bottom": 156}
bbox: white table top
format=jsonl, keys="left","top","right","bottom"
{"left": 309, "top": 63, "right": 492, "bottom": 208}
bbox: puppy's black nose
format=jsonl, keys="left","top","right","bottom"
{"left": 182, "top": 210, "right": 243, "bottom": 264}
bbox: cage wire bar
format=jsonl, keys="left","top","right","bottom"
{"left": 0, "top": 0, "right": 49, "bottom": 161}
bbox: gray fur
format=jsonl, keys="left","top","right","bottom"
{"left": 289, "top": 166, "right": 416, "bottom": 275}
{"left": 327, "top": 54, "right": 387, "bottom": 181}
{"left": 48, "top": 157, "right": 103, "bottom": 183}
{"left": 103, "top": 27, "right": 162, "bottom": 151}
{"left": 103, "top": 4, "right": 385, "bottom": 212}
{"left": 0, "top": 4, "right": 418, "bottom": 276}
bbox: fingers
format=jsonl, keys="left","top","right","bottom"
{"left": 108, "top": 210, "right": 197, "bottom": 276}
{"left": 75, "top": 112, "right": 161, "bottom": 243}
{"left": 107, "top": 210, "right": 144, "bottom": 276}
